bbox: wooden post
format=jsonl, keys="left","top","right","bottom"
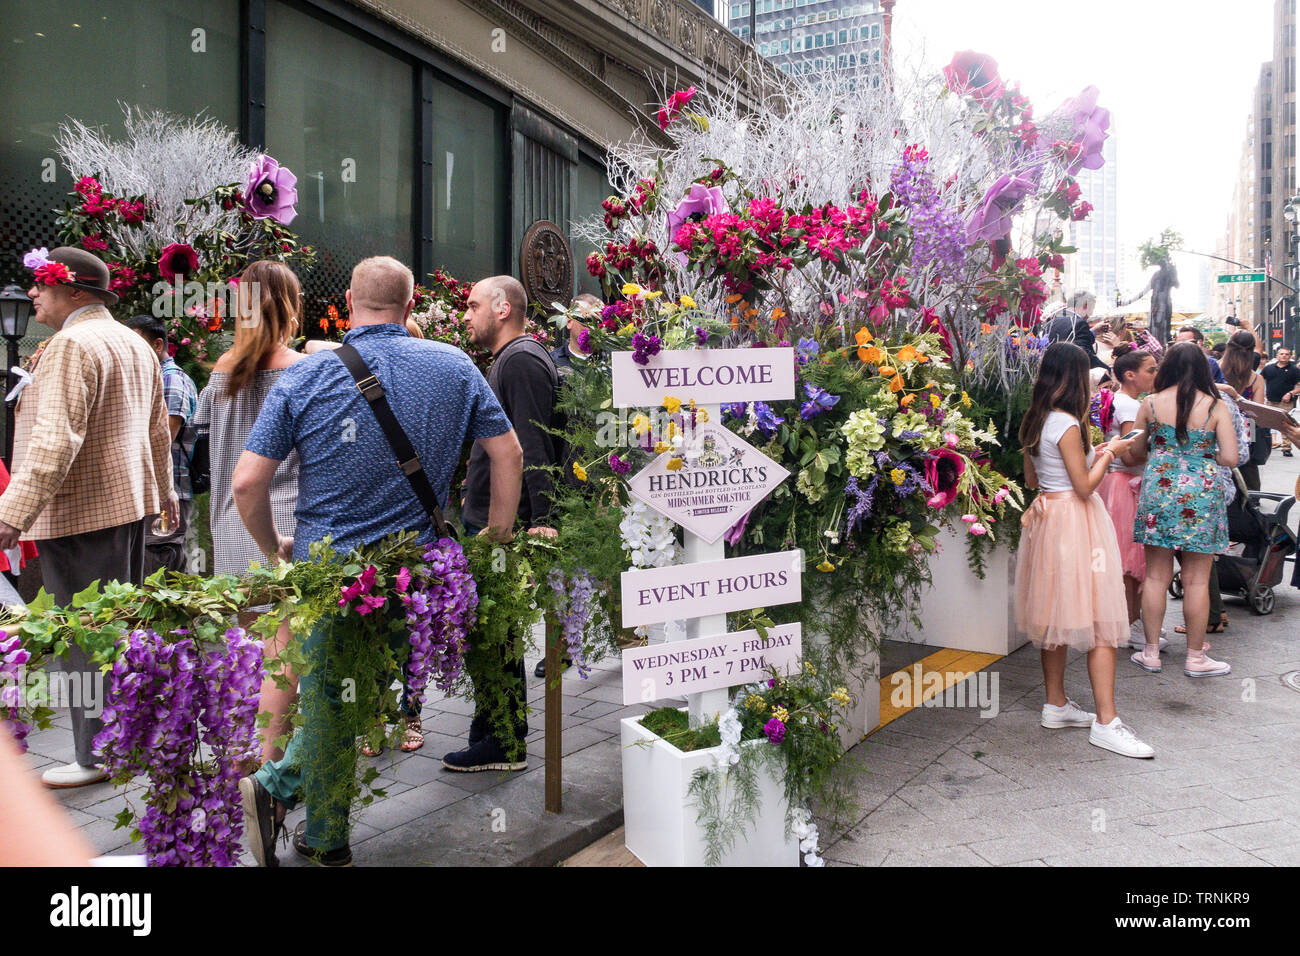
{"left": 544, "top": 615, "right": 562, "bottom": 813}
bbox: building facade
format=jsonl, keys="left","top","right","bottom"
{"left": 0, "top": 0, "right": 770, "bottom": 320}
{"left": 1066, "top": 126, "right": 1118, "bottom": 307}
{"left": 723, "top": 0, "right": 884, "bottom": 86}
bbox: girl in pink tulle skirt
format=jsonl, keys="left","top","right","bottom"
{"left": 1014, "top": 342, "right": 1154, "bottom": 758}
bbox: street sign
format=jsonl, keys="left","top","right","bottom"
{"left": 1217, "top": 272, "right": 1266, "bottom": 284}
{"left": 621, "top": 623, "right": 802, "bottom": 704}
{"left": 626, "top": 422, "right": 789, "bottom": 544}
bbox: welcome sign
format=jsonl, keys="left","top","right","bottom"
{"left": 620, "top": 550, "right": 803, "bottom": 627}
{"left": 621, "top": 623, "right": 802, "bottom": 704}
{"left": 612, "top": 347, "right": 796, "bottom": 407}
{"left": 627, "top": 423, "right": 790, "bottom": 543}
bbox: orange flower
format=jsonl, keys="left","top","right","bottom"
{"left": 980, "top": 323, "right": 992, "bottom": 334}
{"left": 896, "top": 344, "right": 917, "bottom": 363}
{"left": 889, "top": 374, "right": 905, "bottom": 393}
{"left": 859, "top": 345, "right": 882, "bottom": 364}
{"left": 917, "top": 352, "right": 930, "bottom": 364}
{"left": 900, "top": 394, "right": 915, "bottom": 407}
{"left": 878, "top": 365, "right": 896, "bottom": 377}
{"left": 855, "top": 326, "right": 873, "bottom": 346}
{"left": 725, "top": 293, "right": 744, "bottom": 304}
{"left": 730, "top": 314, "right": 740, "bottom": 330}
{"left": 772, "top": 307, "right": 786, "bottom": 323}
{"left": 319, "top": 316, "right": 329, "bottom": 332}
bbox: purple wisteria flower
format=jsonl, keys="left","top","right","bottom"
{"left": 799, "top": 382, "right": 840, "bottom": 420}
{"left": 244, "top": 154, "right": 299, "bottom": 225}
{"left": 845, "top": 475, "right": 879, "bottom": 535}
{"left": 890, "top": 148, "right": 967, "bottom": 278}
{"left": 547, "top": 568, "right": 596, "bottom": 678}
{"left": 402, "top": 538, "right": 477, "bottom": 709}
{"left": 966, "top": 173, "right": 1035, "bottom": 243}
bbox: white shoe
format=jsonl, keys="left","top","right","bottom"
{"left": 1089, "top": 717, "right": 1155, "bottom": 758}
{"left": 1127, "top": 622, "right": 1168, "bottom": 652}
{"left": 1041, "top": 698, "right": 1096, "bottom": 729}
{"left": 41, "top": 762, "right": 110, "bottom": 789}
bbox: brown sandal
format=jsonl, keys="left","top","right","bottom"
{"left": 1174, "top": 620, "right": 1227, "bottom": 635}
{"left": 400, "top": 715, "right": 424, "bottom": 753}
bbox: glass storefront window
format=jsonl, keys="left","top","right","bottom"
{"left": 430, "top": 77, "right": 509, "bottom": 281}
{"left": 266, "top": 1, "right": 415, "bottom": 306}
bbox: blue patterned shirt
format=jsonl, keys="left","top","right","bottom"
{"left": 160, "top": 356, "right": 198, "bottom": 500}
{"left": 244, "top": 324, "right": 511, "bottom": 560}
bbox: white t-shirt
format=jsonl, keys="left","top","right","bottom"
{"left": 1105, "top": 392, "right": 1144, "bottom": 475}
{"left": 1032, "top": 410, "right": 1093, "bottom": 493}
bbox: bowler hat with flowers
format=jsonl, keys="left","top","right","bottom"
{"left": 23, "top": 246, "right": 119, "bottom": 306}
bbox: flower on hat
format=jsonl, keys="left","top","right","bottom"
{"left": 33, "top": 262, "right": 74, "bottom": 286}
{"left": 22, "top": 248, "right": 51, "bottom": 270}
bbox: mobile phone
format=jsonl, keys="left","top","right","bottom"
{"left": 1117, "top": 428, "right": 1145, "bottom": 441}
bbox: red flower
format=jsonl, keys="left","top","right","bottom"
{"left": 74, "top": 176, "right": 102, "bottom": 200}
{"left": 158, "top": 242, "right": 199, "bottom": 281}
{"left": 33, "top": 262, "right": 74, "bottom": 286}
{"left": 82, "top": 234, "right": 108, "bottom": 252}
{"left": 657, "top": 86, "right": 697, "bottom": 130}
{"left": 1071, "top": 201, "right": 1094, "bottom": 222}
{"left": 943, "top": 51, "right": 1004, "bottom": 106}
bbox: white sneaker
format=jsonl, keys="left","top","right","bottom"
{"left": 1041, "top": 698, "right": 1096, "bottom": 729}
{"left": 41, "top": 762, "right": 110, "bottom": 789}
{"left": 1089, "top": 717, "right": 1155, "bottom": 759}
{"left": 1127, "top": 622, "right": 1168, "bottom": 651}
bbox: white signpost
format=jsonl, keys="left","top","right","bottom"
{"left": 616, "top": 346, "right": 801, "bottom": 865}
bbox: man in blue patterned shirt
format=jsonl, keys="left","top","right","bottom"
{"left": 125, "top": 314, "right": 197, "bottom": 574}
{"left": 232, "top": 256, "right": 522, "bottom": 867}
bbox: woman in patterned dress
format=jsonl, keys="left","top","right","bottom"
{"left": 1130, "top": 343, "right": 1239, "bottom": 677}
{"left": 193, "top": 260, "right": 304, "bottom": 764}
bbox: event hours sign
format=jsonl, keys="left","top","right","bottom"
{"left": 621, "top": 623, "right": 803, "bottom": 704}
{"left": 611, "top": 347, "right": 796, "bottom": 407}
{"left": 627, "top": 422, "right": 790, "bottom": 543}
{"left": 620, "top": 550, "right": 803, "bottom": 627}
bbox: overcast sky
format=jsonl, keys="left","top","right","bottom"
{"left": 893, "top": 0, "right": 1276, "bottom": 259}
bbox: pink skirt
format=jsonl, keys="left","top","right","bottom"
{"left": 1014, "top": 491, "right": 1129, "bottom": 651}
{"left": 1096, "top": 471, "right": 1145, "bottom": 581}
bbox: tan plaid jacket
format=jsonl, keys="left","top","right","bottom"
{"left": 0, "top": 305, "right": 172, "bottom": 540}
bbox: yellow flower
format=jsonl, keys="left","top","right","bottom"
{"left": 653, "top": 441, "right": 670, "bottom": 454}
{"left": 830, "top": 687, "right": 852, "bottom": 707}
{"left": 890, "top": 468, "right": 907, "bottom": 485}
{"left": 803, "top": 661, "right": 817, "bottom": 676}
{"left": 665, "top": 457, "right": 684, "bottom": 471}
{"left": 679, "top": 294, "right": 697, "bottom": 309}
{"left": 696, "top": 408, "right": 710, "bottom": 422}
{"left": 961, "top": 391, "right": 971, "bottom": 408}
{"left": 643, "top": 289, "right": 663, "bottom": 300}
{"left": 619, "top": 323, "right": 637, "bottom": 335}
{"left": 572, "top": 463, "right": 588, "bottom": 482}
{"left": 632, "top": 413, "right": 651, "bottom": 435}
{"left": 662, "top": 395, "right": 683, "bottom": 414}
{"left": 745, "top": 693, "right": 767, "bottom": 712}
{"left": 621, "top": 283, "right": 641, "bottom": 296}
{"left": 816, "top": 559, "right": 835, "bottom": 572}
{"left": 666, "top": 420, "right": 677, "bottom": 439}
{"left": 772, "top": 706, "right": 790, "bottom": 723}
{"left": 930, "top": 393, "right": 942, "bottom": 409}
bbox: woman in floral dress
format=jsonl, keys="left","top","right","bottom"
{"left": 1130, "top": 343, "right": 1239, "bottom": 677}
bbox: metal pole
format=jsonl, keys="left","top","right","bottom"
{"left": 3, "top": 337, "right": 17, "bottom": 470}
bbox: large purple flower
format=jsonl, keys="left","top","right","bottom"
{"left": 924, "top": 448, "right": 966, "bottom": 508}
{"left": 966, "top": 174, "right": 1035, "bottom": 243}
{"left": 666, "top": 182, "right": 727, "bottom": 266}
{"left": 1056, "top": 86, "right": 1110, "bottom": 175}
{"left": 244, "top": 154, "right": 299, "bottom": 225}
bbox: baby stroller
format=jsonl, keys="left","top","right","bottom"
{"left": 1170, "top": 470, "right": 1298, "bottom": 614}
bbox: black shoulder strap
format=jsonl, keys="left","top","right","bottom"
{"left": 333, "top": 343, "right": 454, "bottom": 539}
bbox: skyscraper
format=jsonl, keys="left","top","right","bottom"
{"left": 723, "top": 0, "right": 885, "bottom": 86}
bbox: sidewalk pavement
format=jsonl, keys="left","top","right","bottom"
{"left": 19, "top": 453, "right": 1300, "bottom": 866}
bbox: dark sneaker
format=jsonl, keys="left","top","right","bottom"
{"left": 292, "top": 822, "right": 353, "bottom": 867}
{"left": 467, "top": 712, "right": 488, "bottom": 745}
{"left": 442, "top": 735, "right": 528, "bottom": 772}
{"left": 239, "top": 775, "right": 283, "bottom": 868}
{"left": 533, "top": 656, "right": 573, "bottom": 678}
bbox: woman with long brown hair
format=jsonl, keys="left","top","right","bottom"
{"left": 1219, "top": 329, "right": 1266, "bottom": 491}
{"left": 1015, "top": 342, "right": 1153, "bottom": 758}
{"left": 192, "top": 260, "right": 304, "bottom": 767}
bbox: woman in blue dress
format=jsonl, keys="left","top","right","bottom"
{"left": 1130, "top": 342, "right": 1239, "bottom": 677}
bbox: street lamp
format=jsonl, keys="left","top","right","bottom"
{"left": 0, "top": 285, "right": 33, "bottom": 469}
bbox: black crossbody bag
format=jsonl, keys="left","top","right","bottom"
{"left": 333, "top": 343, "right": 456, "bottom": 540}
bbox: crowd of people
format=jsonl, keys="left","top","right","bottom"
{"left": 1017, "top": 298, "right": 1300, "bottom": 761}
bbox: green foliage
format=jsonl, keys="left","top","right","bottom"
{"left": 639, "top": 707, "right": 721, "bottom": 752}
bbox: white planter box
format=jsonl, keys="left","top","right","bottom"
{"left": 621, "top": 713, "right": 798, "bottom": 867}
{"left": 833, "top": 650, "right": 880, "bottom": 750}
{"left": 901, "top": 528, "right": 1026, "bottom": 657}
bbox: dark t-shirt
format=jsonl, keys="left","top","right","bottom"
{"left": 1261, "top": 362, "right": 1300, "bottom": 403}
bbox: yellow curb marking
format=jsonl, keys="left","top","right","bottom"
{"left": 871, "top": 648, "right": 1004, "bottom": 734}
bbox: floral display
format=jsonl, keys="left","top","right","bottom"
{"left": 50, "top": 106, "right": 315, "bottom": 377}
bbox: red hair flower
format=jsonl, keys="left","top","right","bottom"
{"left": 33, "top": 262, "right": 74, "bottom": 286}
